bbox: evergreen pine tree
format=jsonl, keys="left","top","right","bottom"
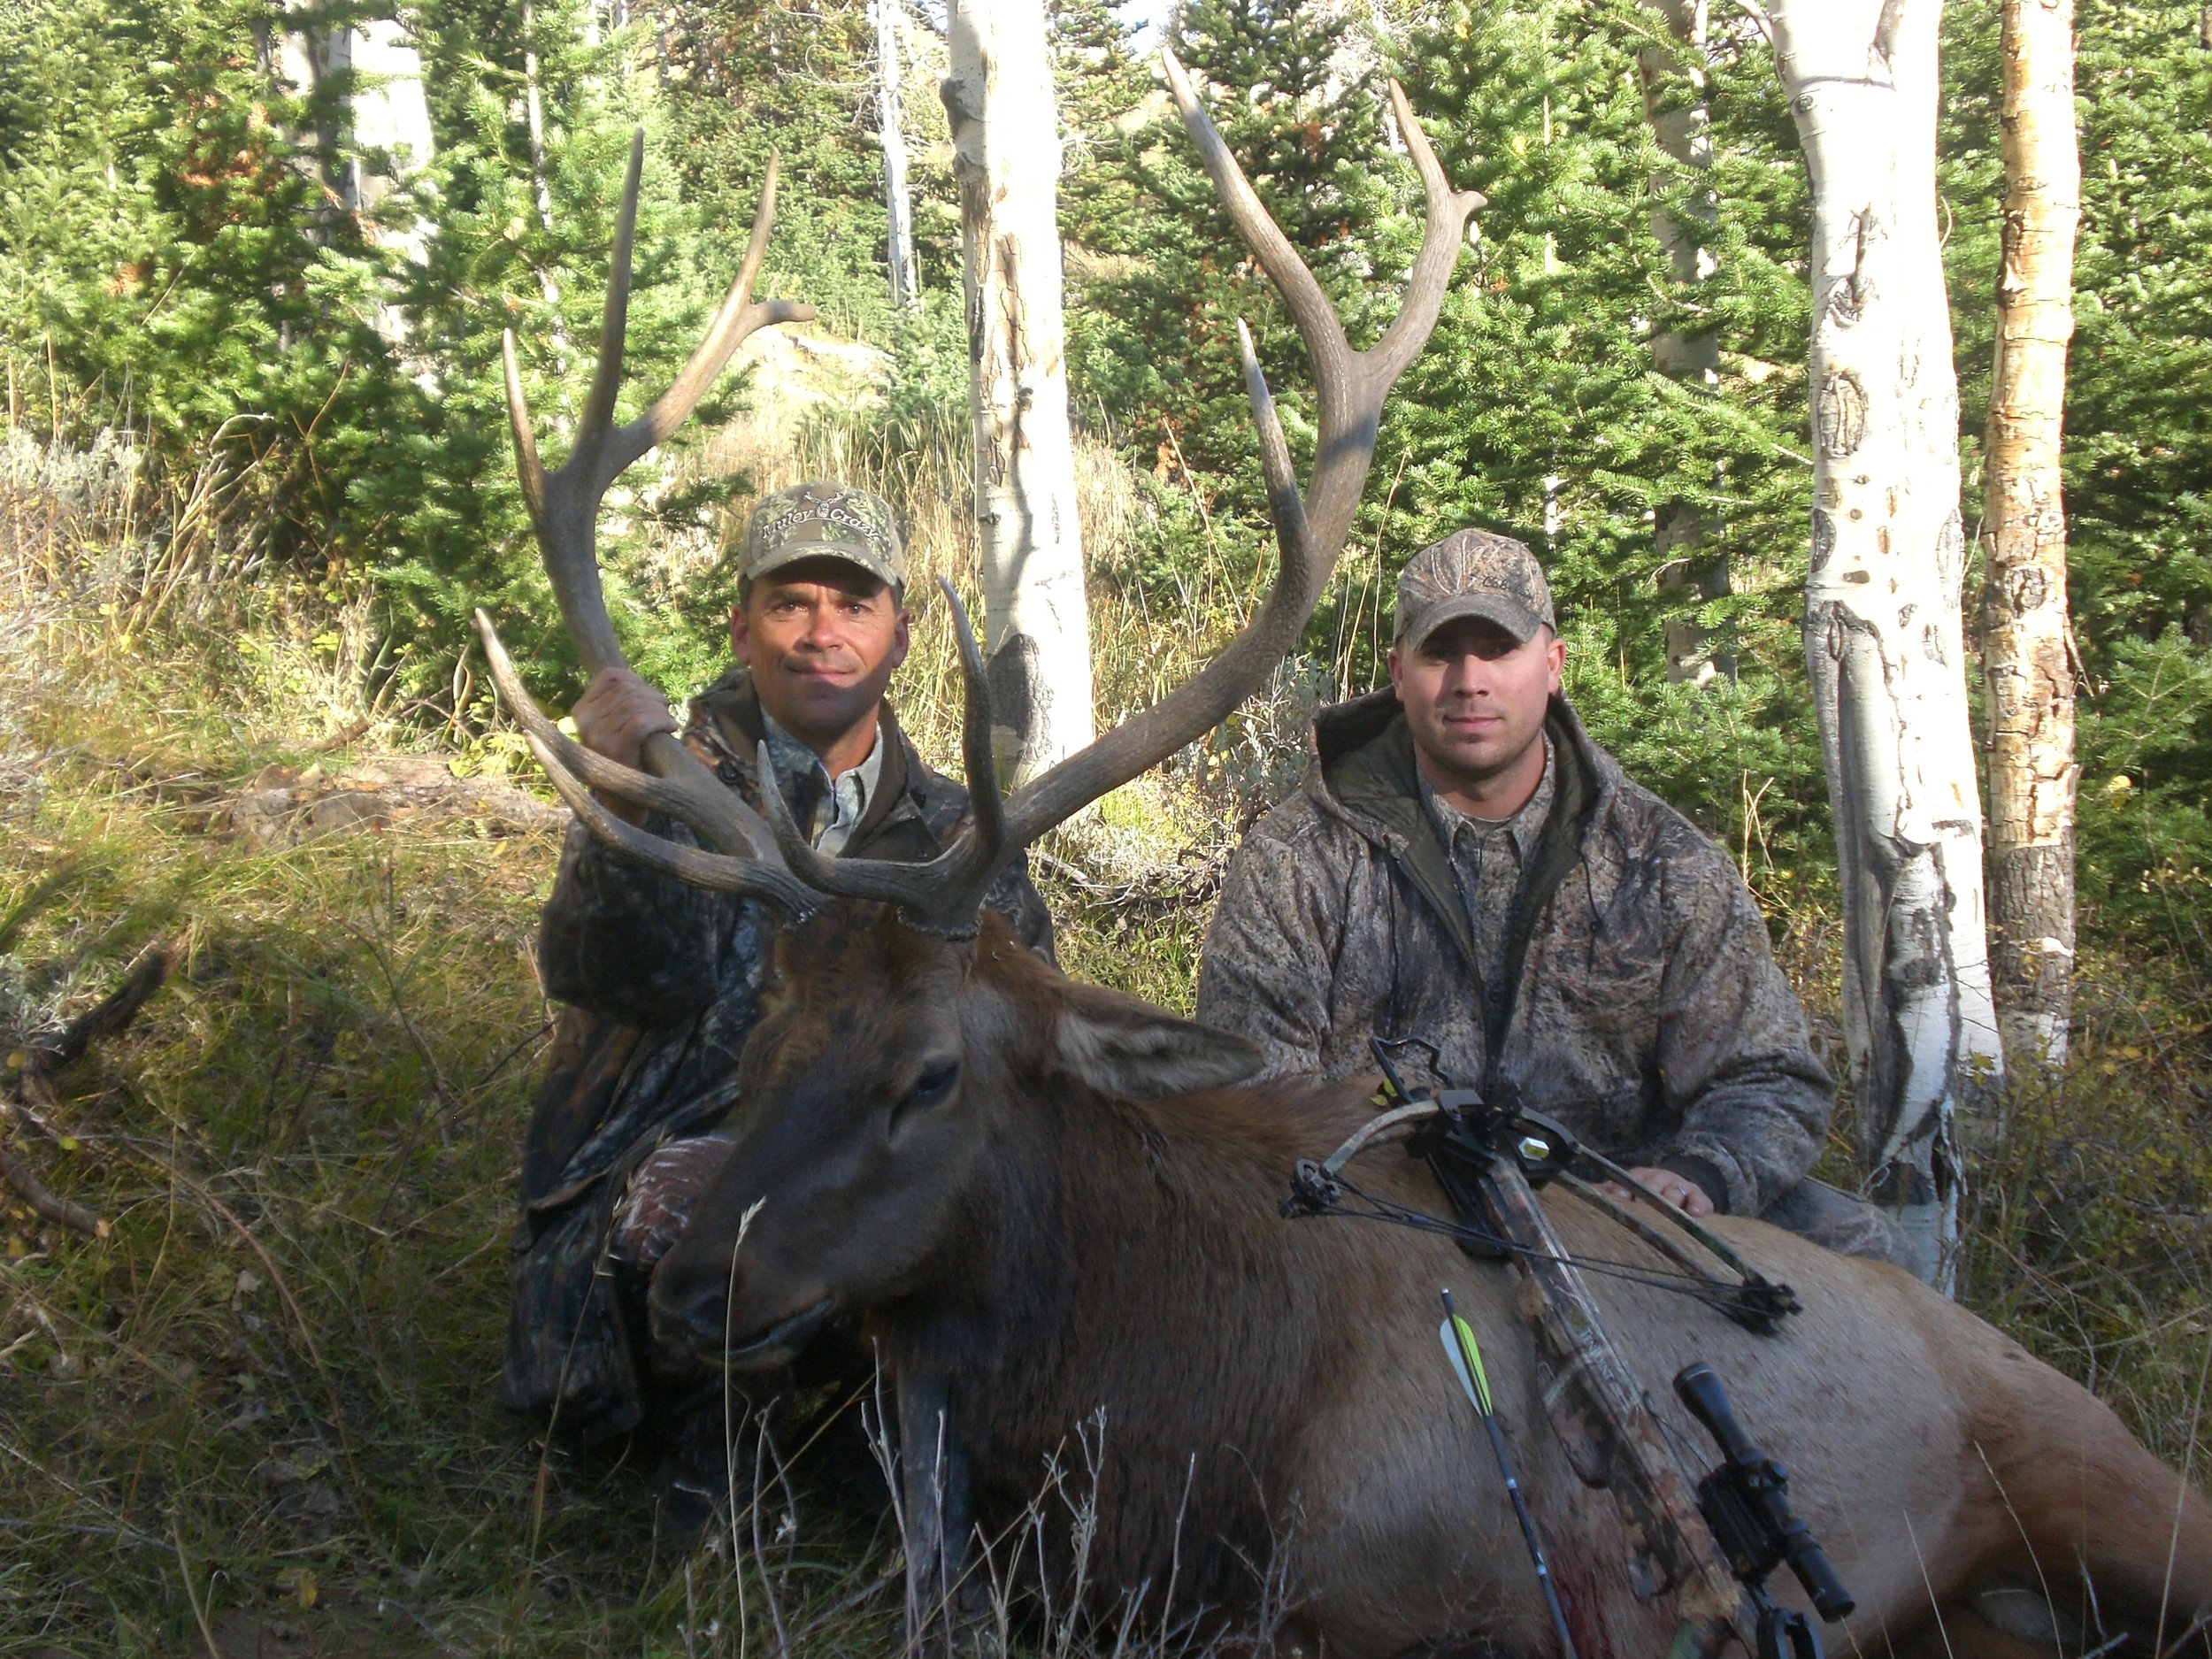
{"left": 0, "top": 0, "right": 417, "bottom": 557}
{"left": 647, "top": 0, "right": 895, "bottom": 337}
{"left": 1374, "top": 0, "right": 1825, "bottom": 850}
{"left": 1081, "top": 0, "right": 1390, "bottom": 481}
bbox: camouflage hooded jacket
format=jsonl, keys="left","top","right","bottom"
{"left": 503, "top": 667, "right": 1053, "bottom": 1440}
{"left": 1193, "top": 689, "right": 1832, "bottom": 1220}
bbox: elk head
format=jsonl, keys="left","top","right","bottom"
{"left": 478, "top": 69, "right": 1485, "bottom": 1366}
{"left": 638, "top": 903, "right": 1263, "bottom": 1366}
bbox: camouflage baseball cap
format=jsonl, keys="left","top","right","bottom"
{"left": 739, "top": 480, "right": 905, "bottom": 590}
{"left": 1394, "top": 529, "right": 1556, "bottom": 649}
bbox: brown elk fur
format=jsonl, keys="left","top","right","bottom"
{"left": 651, "top": 906, "right": 2212, "bottom": 1658}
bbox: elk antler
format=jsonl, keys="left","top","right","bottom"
{"left": 746, "top": 54, "right": 1486, "bottom": 931}
{"left": 491, "top": 73, "right": 1483, "bottom": 938}
{"left": 475, "top": 131, "right": 820, "bottom": 889}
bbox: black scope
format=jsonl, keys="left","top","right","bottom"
{"left": 1675, "top": 1363, "right": 1855, "bottom": 1624}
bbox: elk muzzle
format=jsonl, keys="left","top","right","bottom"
{"left": 647, "top": 1261, "right": 839, "bottom": 1371}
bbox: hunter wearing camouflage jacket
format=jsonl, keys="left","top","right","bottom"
{"left": 1196, "top": 686, "right": 1912, "bottom": 1261}
{"left": 503, "top": 667, "right": 1053, "bottom": 1442}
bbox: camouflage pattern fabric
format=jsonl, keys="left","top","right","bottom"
{"left": 737, "top": 480, "right": 906, "bottom": 590}
{"left": 1195, "top": 688, "right": 1916, "bottom": 1267}
{"left": 503, "top": 667, "right": 1055, "bottom": 1443}
{"left": 1394, "top": 526, "right": 1557, "bottom": 648}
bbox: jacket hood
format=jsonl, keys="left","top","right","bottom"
{"left": 1309, "top": 686, "right": 1621, "bottom": 834}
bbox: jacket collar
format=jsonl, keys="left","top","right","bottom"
{"left": 1305, "top": 687, "right": 1614, "bottom": 1043}
{"left": 687, "top": 667, "right": 931, "bottom": 849}
{"left": 1311, "top": 687, "right": 1617, "bottom": 837}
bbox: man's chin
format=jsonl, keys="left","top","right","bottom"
{"left": 1432, "top": 740, "right": 1509, "bottom": 778}
{"left": 762, "top": 682, "right": 873, "bottom": 741}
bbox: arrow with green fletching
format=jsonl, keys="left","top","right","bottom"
{"left": 1440, "top": 1288, "right": 1579, "bottom": 1659}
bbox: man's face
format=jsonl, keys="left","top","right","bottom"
{"left": 1389, "top": 615, "right": 1564, "bottom": 790}
{"left": 730, "top": 558, "right": 910, "bottom": 747}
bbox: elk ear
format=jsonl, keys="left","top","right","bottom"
{"left": 1050, "top": 980, "right": 1265, "bottom": 1100}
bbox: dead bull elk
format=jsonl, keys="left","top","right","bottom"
{"left": 477, "top": 65, "right": 2212, "bottom": 1659}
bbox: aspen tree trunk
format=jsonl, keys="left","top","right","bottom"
{"left": 520, "top": 0, "right": 570, "bottom": 369}
{"left": 1638, "top": 0, "right": 1734, "bottom": 686}
{"left": 1982, "top": 0, "right": 2081, "bottom": 1071}
{"left": 876, "top": 0, "right": 921, "bottom": 311}
{"left": 329, "top": 17, "right": 436, "bottom": 348}
{"left": 944, "top": 0, "right": 1096, "bottom": 780}
{"left": 1763, "top": 0, "right": 2005, "bottom": 1286}
{"left": 268, "top": 5, "right": 434, "bottom": 347}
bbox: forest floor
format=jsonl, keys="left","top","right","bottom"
{"left": 2, "top": 428, "right": 2208, "bottom": 1656}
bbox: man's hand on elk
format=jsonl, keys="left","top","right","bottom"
{"left": 572, "top": 667, "right": 680, "bottom": 825}
{"left": 1602, "top": 1166, "right": 1717, "bottom": 1217}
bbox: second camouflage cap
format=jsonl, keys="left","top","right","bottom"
{"left": 739, "top": 480, "right": 906, "bottom": 589}
{"left": 1394, "top": 529, "right": 1556, "bottom": 649}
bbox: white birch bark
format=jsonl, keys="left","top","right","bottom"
{"left": 1981, "top": 0, "right": 2081, "bottom": 1071}
{"left": 331, "top": 18, "right": 436, "bottom": 348}
{"left": 1763, "top": 0, "right": 2005, "bottom": 1286}
{"left": 520, "top": 0, "right": 570, "bottom": 370}
{"left": 1638, "top": 0, "right": 1734, "bottom": 685}
{"left": 876, "top": 0, "right": 921, "bottom": 311}
{"left": 944, "top": 0, "right": 1096, "bottom": 781}
{"left": 268, "top": 4, "right": 435, "bottom": 348}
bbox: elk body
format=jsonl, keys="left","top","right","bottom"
{"left": 647, "top": 903, "right": 2212, "bottom": 1658}
{"left": 480, "top": 55, "right": 2208, "bottom": 1659}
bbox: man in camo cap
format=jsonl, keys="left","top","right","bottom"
{"left": 503, "top": 480, "right": 1054, "bottom": 1525}
{"left": 1196, "top": 528, "right": 1919, "bottom": 1270}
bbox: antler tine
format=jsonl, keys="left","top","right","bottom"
{"left": 977, "top": 55, "right": 1479, "bottom": 858}
{"left": 1234, "top": 318, "right": 1310, "bottom": 563}
{"left": 522, "top": 728, "right": 820, "bottom": 914}
{"left": 503, "top": 323, "right": 626, "bottom": 673}
{"left": 480, "top": 615, "right": 815, "bottom": 913}
{"left": 572, "top": 132, "right": 648, "bottom": 488}
{"left": 1368, "top": 80, "right": 1488, "bottom": 387}
{"left": 502, "top": 333, "right": 550, "bottom": 544}
{"left": 749, "top": 741, "right": 1000, "bottom": 929}
{"left": 939, "top": 580, "right": 1007, "bottom": 857}
{"left": 1160, "top": 50, "right": 1347, "bottom": 388}
{"left": 475, "top": 611, "right": 791, "bottom": 864}
{"left": 604, "top": 150, "right": 819, "bottom": 478}
{"left": 501, "top": 135, "right": 817, "bottom": 680}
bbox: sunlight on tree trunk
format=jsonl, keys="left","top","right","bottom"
{"left": 945, "top": 0, "right": 1096, "bottom": 781}
{"left": 1763, "top": 0, "right": 2005, "bottom": 1287}
{"left": 876, "top": 0, "right": 920, "bottom": 311}
{"left": 1638, "top": 0, "right": 1735, "bottom": 686}
{"left": 269, "top": 6, "right": 436, "bottom": 351}
{"left": 1982, "top": 0, "right": 2081, "bottom": 1074}
{"left": 520, "top": 0, "right": 570, "bottom": 373}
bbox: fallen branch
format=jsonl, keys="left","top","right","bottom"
{"left": 2, "top": 943, "right": 173, "bottom": 1239}
{"left": 0, "top": 1141, "right": 109, "bottom": 1238}
{"left": 19, "top": 943, "right": 173, "bottom": 1094}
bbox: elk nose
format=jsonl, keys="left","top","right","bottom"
{"left": 647, "top": 1283, "right": 728, "bottom": 1359}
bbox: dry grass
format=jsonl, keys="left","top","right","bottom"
{"left": 1, "top": 393, "right": 2207, "bottom": 1658}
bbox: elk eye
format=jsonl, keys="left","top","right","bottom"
{"left": 895, "top": 1062, "right": 960, "bottom": 1123}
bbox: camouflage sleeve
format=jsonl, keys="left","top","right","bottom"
{"left": 1652, "top": 843, "right": 1836, "bottom": 1217}
{"left": 538, "top": 816, "right": 751, "bottom": 1026}
{"left": 1195, "top": 811, "right": 1346, "bottom": 1079}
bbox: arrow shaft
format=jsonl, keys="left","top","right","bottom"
{"left": 1443, "top": 1291, "right": 1580, "bottom": 1659}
